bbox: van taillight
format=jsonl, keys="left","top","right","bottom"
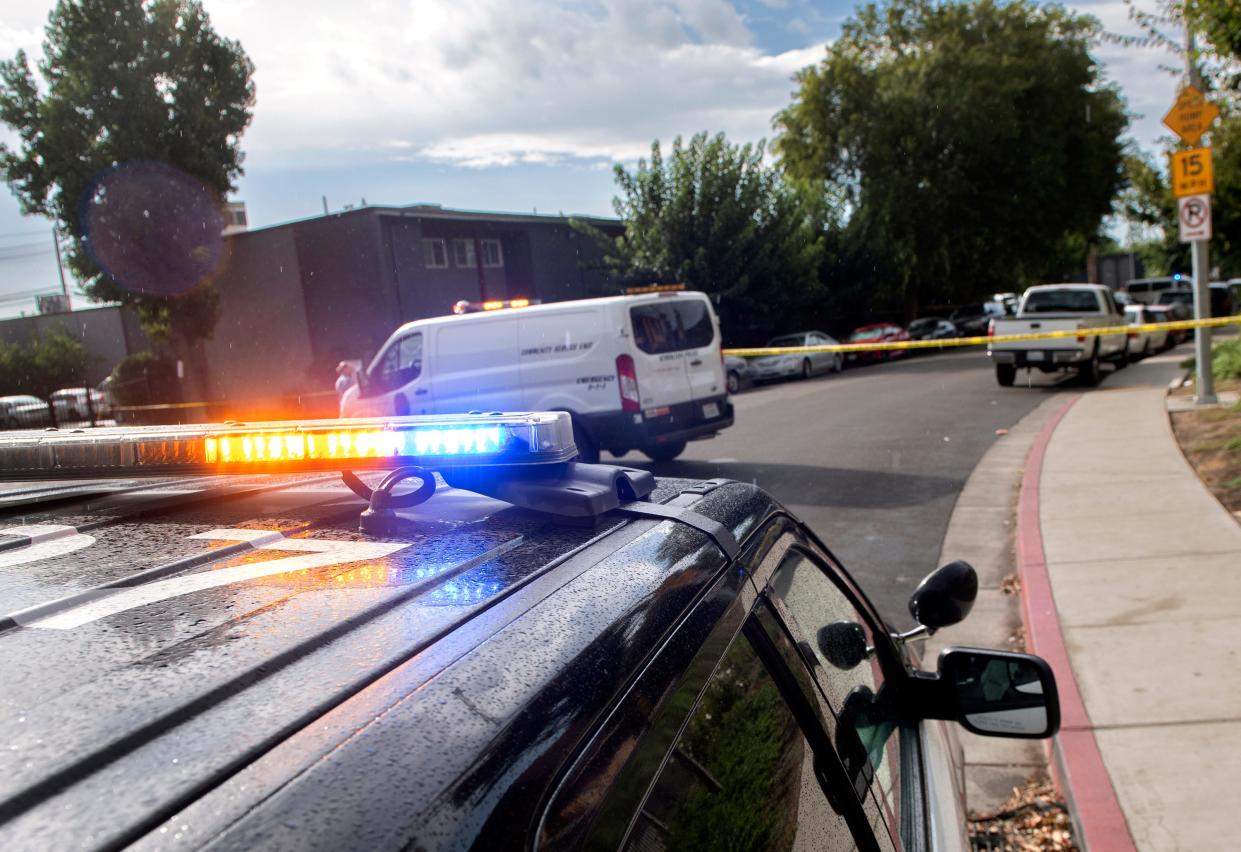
{"left": 616, "top": 354, "right": 640, "bottom": 413}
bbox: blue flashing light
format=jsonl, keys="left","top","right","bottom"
{"left": 409, "top": 425, "right": 505, "bottom": 456}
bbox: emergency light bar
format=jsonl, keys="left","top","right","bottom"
{"left": 0, "top": 413, "right": 576, "bottom": 479}
{"left": 452, "top": 298, "right": 539, "bottom": 314}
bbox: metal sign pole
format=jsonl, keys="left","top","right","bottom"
{"left": 1186, "top": 25, "right": 1217, "bottom": 404}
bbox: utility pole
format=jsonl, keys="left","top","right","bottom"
{"left": 1185, "top": 24, "right": 1217, "bottom": 404}
{"left": 52, "top": 227, "right": 70, "bottom": 309}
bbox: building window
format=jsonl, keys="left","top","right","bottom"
{"left": 480, "top": 239, "right": 504, "bottom": 268}
{"left": 423, "top": 239, "right": 448, "bottom": 269}
{"left": 453, "top": 239, "right": 476, "bottom": 268}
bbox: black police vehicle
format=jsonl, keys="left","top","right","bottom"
{"left": 0, "top": 413, "right": 1058, "bottom": 850}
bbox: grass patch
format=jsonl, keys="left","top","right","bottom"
{"left": 1172, "top": 400, "right": 1241, "bottom": 514}
{"left": 1181, "top": 335, "right": 1241, "bottom": 379}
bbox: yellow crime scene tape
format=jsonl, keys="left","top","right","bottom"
{"left": 104, "top": 315, "right": 1238, "bottom": 415}
{"left": 722, "top": 314, "right": 1241, "bottom": 357}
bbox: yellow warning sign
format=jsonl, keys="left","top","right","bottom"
{"left": 1171, "top": 147, "right": 1214, "bottom": 197}
{"left": 1163, "top": 86, "right": 1220, "bottom": 146}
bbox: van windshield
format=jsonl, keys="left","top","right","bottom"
{"left": 630, "top": 300, "right": 714, "bottom": 354}
{"left": 1023, "top": 290, "right": 1101, "bottom": 313}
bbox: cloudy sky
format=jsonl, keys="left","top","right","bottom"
{"left": 0, "top": 0, "right": 1181, "bottom": 317}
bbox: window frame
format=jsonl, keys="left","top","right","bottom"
{"left": 363, "top": 331, "right": 423, "bottom": 395}
{"left": 479, "top": 238, "right": 504, "bottom": 268}
{"left": 535, "top": 519, "right": 886, "bottom": 852}
{"left": 452, "top": 238, "right": 476, "bottom": 268}
{"left": 423, "top": 238, "right": 448, "bottom": 269}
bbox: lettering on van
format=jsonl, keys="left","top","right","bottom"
{"left": 577, "top": 375, "right": 615, "bottom": 392}
{"left": 658, "top": 352, "right": 687, "bottom": 363}
{"left": 519, "top": 341, "right": 596, "bottom": 357}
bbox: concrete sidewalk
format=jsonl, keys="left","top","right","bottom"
{"left": 1022, "top": 351, "right": 1241, "bottom": 850}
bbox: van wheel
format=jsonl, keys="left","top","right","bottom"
{"left": 644, "top": 441, "right": 686, "bottom": 462}
{"left": 726, "top": 370, "right": 741, "bottom": 394}
{"left": 995, "top": 364, "right": 1016, "bottom": 387}
{"left": 571, "top": 421, "right": 600, "bottom": 464}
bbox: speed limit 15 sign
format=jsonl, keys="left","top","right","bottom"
{"left": 1171, "top": 147, "right": 1214, "bottom": 197}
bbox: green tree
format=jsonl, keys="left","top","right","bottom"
{"left": 775, "top": 0, "right": 1128, "bottom": 319}
{"left": 576, "top": 132, "right": 828, "bottom": 342}
{"left": 0, "top": 0, "right": 254, "bottom": 344}
{"left": 0, "top": 326, "right": 91, "bottom": 398}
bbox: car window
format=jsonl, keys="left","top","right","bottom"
{"left": 369, "top": 331, "right": 422, "bottom": 393}
{"left": 630, "top": 299, "right": 714, "bottom": 354}
{"left": 1022, "top": 289, "right": 1101, "bottom": 312}
{"left": 769, "top": 548, "right": 905, "bottom": 837}
{"left": 768, "top": 334, "right": 808, "bottom": 348}
{"left": 620, "top": 628, "right": 860, "bottom": 851}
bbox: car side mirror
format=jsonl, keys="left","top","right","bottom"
{"left": 938, "top": 648, "right": 1060, "bottom": 738}
{"left": 908, "top": 560, "right": 978, "bottom": 631}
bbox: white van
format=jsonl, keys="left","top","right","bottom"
{"left": 340, "top": 292, "right": 734, "bottom": 462}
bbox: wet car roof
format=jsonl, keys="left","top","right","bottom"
{"left": 0, "top": 471, "right": 780, "bottom": 849}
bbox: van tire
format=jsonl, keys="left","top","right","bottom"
{"left": 643, "top": 441, "right": 686, "bottom": 463}
{"left": 571, "top": 420, "right": 600, "bottom": 464}
{"left": 995, "top": 364, "right": 1016, "bottom": 387}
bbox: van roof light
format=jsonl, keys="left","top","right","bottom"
{"left": 452, "top": 298, "right": 540, "bottom": 314}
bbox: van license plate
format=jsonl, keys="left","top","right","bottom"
{"left": 1026, "top": 351, "right": 1044, "bottom": 361}
{"left": 703, "top": 403, "right": 720, "bottom": 419}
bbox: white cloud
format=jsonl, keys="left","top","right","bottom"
{"left": 193, "top": 0, "right": 820, "bottom": 169}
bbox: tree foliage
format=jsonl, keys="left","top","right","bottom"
{"left": 0, "top": 326, "right": 91, "bottom": 398}
{"left": 0, "top": 0, "right": 254, "bottom": 343}
{"left": 576, "top": 132, "right": 827, "bottom": 341}
{"left": 775, "top": 0, "right": 1128, "bottom": 318}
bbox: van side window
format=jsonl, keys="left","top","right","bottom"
{"left": 371, "top": 332, "right": 422, "bottom": 392}
{"left": 630, "top": 300, "right": 714, "bottom": 354}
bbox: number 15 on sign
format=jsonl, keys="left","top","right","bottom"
{"left": 1171, "top": 148, "right": 1213, "bottom": 197}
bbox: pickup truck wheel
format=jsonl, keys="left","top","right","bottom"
{"left": 1081, "top": 352, "right": 1102, "bottom": 386}
{"left": 1115, "top": 341, "right": 1130, "bottom": 370}
{"left": 995, "top": 364, "right": 1016, "bottom": 387}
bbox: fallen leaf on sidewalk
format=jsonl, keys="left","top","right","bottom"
{"left": 996, "top": 428, "right": 1009, "bottom": 436}
{"left": 968, "top": 775, "right": 1077, "bottom": 851}
{"left": 1001, "top": 572, "right": 1021, "bottom": 596}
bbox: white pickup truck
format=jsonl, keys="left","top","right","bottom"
{"left": 988, "top": 284, "right": 1129, "bottom": 387}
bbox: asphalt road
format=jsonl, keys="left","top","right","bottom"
{"left": 619, "top": 350, "right": 1078, "bottom": 628}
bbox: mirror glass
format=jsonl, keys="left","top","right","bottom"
{"left": 947, "top": 651, "right": 1051, "bottom": 736}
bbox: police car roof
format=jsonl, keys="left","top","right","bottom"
{"left": 0, "top": 470, "right": 777, "bottom": 849}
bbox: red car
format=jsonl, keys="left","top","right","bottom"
{"left": 846, "top": 323, "right": 911, "bottom": 363}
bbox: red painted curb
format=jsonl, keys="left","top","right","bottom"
{"left": 1017, "top": 394, "right": 1136, "bottom": 851}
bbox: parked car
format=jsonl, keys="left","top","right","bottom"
{"left": 341, "top": 292, "right": 733, "bottom": 464}
{"left": 50, "top": 387, "right": 111, "bottom": 422}
{"left": 907, "top": 317, "right": 960, "bottom": 346}
{"left": 846, "top": 323, "right": 911, "bottom": 363}
{"left": 1125, "top": 304, "right": 1169, "bottom": 357}
{"left": 989, "top": 284, "right": 1129, "bottom": 386}
{"left": 723, "top": 354, "right": 752, "bottom": 394}
{"left": 949, "top": 301, "right": 1009, "bottom": 336}
{"left": 747, "top": 331, "right": 844, "bottom": 382}
{"left": 1120, "top": 276, "right": 1180, "bottom": 305}
{"left": 0, "top": 395, "right": 52, "bottom": 429}
{"left": 1146, "top": 305, "right": 1186, "bottom": 346}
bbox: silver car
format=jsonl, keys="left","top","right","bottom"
{"left": 748, "top": 331, "right": 844, "bottom": 382}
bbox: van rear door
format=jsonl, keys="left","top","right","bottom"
{"left": 626, "top": 295, "right": 721, "bottom": 410}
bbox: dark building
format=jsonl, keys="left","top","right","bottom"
{"left": 201, "top": 204, "right": 623, "bottom": 403}
{"left": 0, "top": 304, "right": 149, "bottom": 385}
